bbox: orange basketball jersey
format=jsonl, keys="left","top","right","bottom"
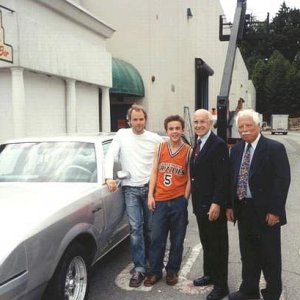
{"left": 154, "top": 141, "right": 191, "bottom": 201}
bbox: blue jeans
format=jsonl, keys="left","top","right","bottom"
{"left": 123, "top": 185, "right": 152, "bottom": 273}
{"left": 149, "top": 196, "right": 188, "bottom": 277}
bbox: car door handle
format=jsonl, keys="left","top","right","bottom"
{"left": 92, "top": 205, "right": 102, "bottom": 213}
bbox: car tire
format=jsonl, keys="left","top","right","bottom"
{"left": 43, "top": 242, "right": 91, "bottom": 300}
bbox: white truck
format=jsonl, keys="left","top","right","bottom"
{"left": 271, "top": 114, "right": 289, "bottom": 135}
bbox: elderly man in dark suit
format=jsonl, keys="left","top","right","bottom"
{"left": 226, "top": 109, "right": 290, "bottom": 300}
{"left": 191, "top": 109, "right": 230, "bottom": 300}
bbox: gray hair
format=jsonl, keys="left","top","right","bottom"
{"left": 194, "top": 109, "right": 213, "bottom": 123}
{"left": 236, "top": 109, "right": 260, "bottom": 126}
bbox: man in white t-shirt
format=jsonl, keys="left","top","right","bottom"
{"left": 105, "top": 104, "right": 162, "bottom": 287}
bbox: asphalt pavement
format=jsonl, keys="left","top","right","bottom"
{"left": 88, "top": 131, "right": 300, "bottom": 300}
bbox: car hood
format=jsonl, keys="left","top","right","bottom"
{"left": 0, "top": 182, "right": 99, "bottom": 261}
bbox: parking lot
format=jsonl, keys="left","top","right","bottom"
{"left": 88, "top": 132, "right": 300, "bottom": 300}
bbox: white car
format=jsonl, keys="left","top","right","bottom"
{"left": 0, "top": 134, "right": 129, "bottom": 300}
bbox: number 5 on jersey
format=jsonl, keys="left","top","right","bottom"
{"left": 164, "top": 173, "right": 172, "bottom": 186}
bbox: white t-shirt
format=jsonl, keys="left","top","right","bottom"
{"left": 105, "top": 128, "right": 162, "bottom": 186}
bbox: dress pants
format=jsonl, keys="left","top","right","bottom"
{"left": 237, "top": 199, "right": 282, "bottom": 299}
{"left": 196, "top": 213, "right": 228, "bottom": 290}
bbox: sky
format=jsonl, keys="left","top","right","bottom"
{"left": 219, "top": 0, "right": 300, "bottom": 22}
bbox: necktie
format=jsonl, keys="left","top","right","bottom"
{"left": 194, "top": 139, "right": 202, "bottom": 161}
{"left": 237, "top": 143, "right": 252, "bottom": 200}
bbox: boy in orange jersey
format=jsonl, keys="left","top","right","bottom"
{"left": 144, "top": 115, "right": 192, "bottom": 287}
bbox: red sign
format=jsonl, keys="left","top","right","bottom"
{"left": 118, "top": 119, "right": 126, "bottom": 128}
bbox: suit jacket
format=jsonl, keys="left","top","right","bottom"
{"left": 190, "top": 132, "right": 230, "bottom": 216}
{"left": 229, "top": 135, "right": 291, "bottom": 225}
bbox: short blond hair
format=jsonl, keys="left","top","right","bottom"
{"left": 126, "top": 104, "right": 147, "bottom": 122}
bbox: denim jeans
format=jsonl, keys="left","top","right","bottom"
{"left": 123, "top": 185, "right": 152, "bottom": 273}
{"left": 149, "top": 196, "right": 188, "bottom": 277}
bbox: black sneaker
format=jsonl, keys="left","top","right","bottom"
{"left": 129, "top": 271, "right": 145, "bottom": 287}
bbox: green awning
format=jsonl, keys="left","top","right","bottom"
{"left": 111, "top": 58, "right": 145, "bottom": 97}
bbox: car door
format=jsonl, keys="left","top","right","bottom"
{"left": 94, "top": 139, "right": 127, "bottom": 253}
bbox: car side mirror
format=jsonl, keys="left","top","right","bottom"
{"left": 116, "top": 170, "right": 131, "bottom": 180}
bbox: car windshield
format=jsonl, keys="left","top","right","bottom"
{"left": 0, "top": 141, "right": 97, "bottom": 182}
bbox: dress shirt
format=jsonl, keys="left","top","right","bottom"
{"left": 198, "top": 130, "right": 211, "bottom": 150}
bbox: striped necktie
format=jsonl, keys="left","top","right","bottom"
{"left": 237, "top": 143, "right": 252, "bottom": 200}
{"left": 194, "top": 139, "right": 202, "bottom": 161}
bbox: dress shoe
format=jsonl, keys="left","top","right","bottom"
{"left": 228, "top": 290, "right": 260, "bottom": 300}
{"left": 193, "top": 275, "right": 213, "bottom": 286}
{"left": 206, "top": 286, "right": 229, "bottom": 300}
{"left": 144, "top": 274, "right": 162, "bottom": 287}
{"left": 166, "top": 272, "right": 178, "bottom": 286}
{"left": 260, "top": 288, "right": 280, "bottom": 300}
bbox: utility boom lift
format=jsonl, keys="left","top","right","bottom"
{"left": 217, "top": 0, "right": 247, "bottom": 142}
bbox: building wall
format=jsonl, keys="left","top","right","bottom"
{"left": 0, "top": 0, "right": 255, "bottom": 141}
{"left": 246, "top": 80, "right": 256, "bottom": 109}
{"left": 0, "top": 70, "right": 13, "bottom": 141}
{"left": 0, "top": 0, "right": 114, "bottom": 142}
{"left": 24, "top": 71, "right": 66, "bottom": 136}
{"left": 76, "top": 82, "right": 99, "bottom": 133}
{"left": 0, "top": 0, "right": 113, "bottom": 86}
{"left": 230, "top": 50, "right": 256, "bottom": 110}
{"left": 82, "top": 0, "right": 255, "bottom": 132}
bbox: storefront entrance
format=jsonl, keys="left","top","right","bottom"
{"left": 110, "top": 103, "right": 131, "bottom": 132}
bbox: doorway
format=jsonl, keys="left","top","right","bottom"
{"left": 110, "top": 103, "right": 131, "bottom": 132}
{"left": 195, "top": 58, "right": 214, "bottom": 110}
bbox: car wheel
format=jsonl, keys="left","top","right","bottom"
{"left": 43, "top": 242, "right": 91, "bottom": 300}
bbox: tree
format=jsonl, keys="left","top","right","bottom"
{"left": 287, "top": 58, "right": 300, "bottom": 116}
{"left": 239, "top": 2, "right": 300, "bottom": 117}
{"left": 252, "top": 59, "right": 268, "bottom": 114}
{"left": 271, "top": 3, "right": 300, "bottom": 62}
{"left": 264, "top": 51, "right": 291, "bottom": 115}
